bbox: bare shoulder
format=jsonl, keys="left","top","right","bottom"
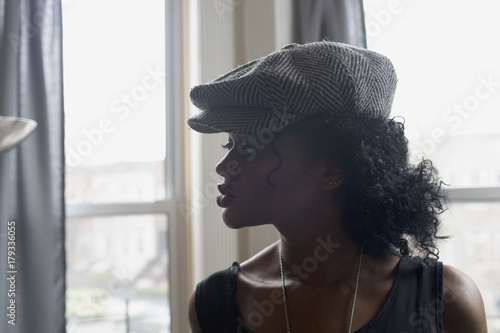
{"left": 189, "top": 243, "right": 279, "bottom": 333}
{"left": 239, "top": 240, "right": 279, "bottom": 279}
{"left": 188, "top": 291, "right": 202, "bottom": 333}
{"left": 442, "top": 264, "right": 487, "bottom": 333}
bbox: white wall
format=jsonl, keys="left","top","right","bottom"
{"left": 189, "top": 0, "right": 292, "bottom": 285}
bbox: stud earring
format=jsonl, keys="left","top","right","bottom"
{"left": 328, "top": 177, "right": 345, "bottom": 185}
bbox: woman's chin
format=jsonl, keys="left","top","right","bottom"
{"left": 221, "top": 212, "right": 246, "bottom": 229}
{"left": 221, "top": 210, "right": 261, "bottom": 229}
{"left": 223, "top": 221, "right": 244, "bottom": 229}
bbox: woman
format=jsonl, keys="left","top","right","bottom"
{"left": 186, "top": 41, "right": 487, "bottom": 332}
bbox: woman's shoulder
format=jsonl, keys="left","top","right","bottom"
{"left": 189, "top": 243, "right": 280, "bottom": 333}
{"left": 193, "top": 240, "right": 279, "bottom": 304}
{"left": 441, "top": 264, "right": 487, "bottom": 333}
{"left": 236, "top": 241, "right": 283, "bottom": 309}
{"left": 188, "top": 261, "right": 247, "bottom": 333}
{"left": 239, "top": 240, "right": 280, "bottom": 279}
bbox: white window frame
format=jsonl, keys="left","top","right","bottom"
{"left": 449, "top": 186, "right": 500, "bottom": 203}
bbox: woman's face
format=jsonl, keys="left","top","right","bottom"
{"left": 215, "top": 132, "right": 330, "bottom": 229}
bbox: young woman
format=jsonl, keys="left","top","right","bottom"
{"left": 186, "top": 41, "right": 488, "bottom": 332}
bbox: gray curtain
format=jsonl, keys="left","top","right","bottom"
{"left": 292, "top": 0, "right": 367, "bottom": 47}
{"left": 0, "top": 0, "right": 66, "bottom": 332}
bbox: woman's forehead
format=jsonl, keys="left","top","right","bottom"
{"left": 227, "top": 131, "right": 287, "bottom": 143}
{"left": 228, "top": 132, "right": 311, "bottom": 152}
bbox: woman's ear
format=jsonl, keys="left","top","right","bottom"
{"left": 322, "top": 161, "right": 344, "bottom": 190}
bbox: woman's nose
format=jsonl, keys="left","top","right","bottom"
{"left": 215, "top": 154, "right": 227, "bottom": 177}
{"left": 215, "top": 151, "right": 243, "bottom": 181}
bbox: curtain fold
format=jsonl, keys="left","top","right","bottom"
{"left": 292, "top": 0, "right": 367, "bottom": 47}
{"left": 0, "top": 0, "right": 65, "bottom": 332}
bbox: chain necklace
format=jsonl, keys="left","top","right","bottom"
{"left": 278, "top": 245, "right": 363, "bottom": 333}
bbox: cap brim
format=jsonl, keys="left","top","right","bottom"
{"left": 187, "top": 107, "right": 279, "bottom": 135}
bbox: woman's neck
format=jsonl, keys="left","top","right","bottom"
{"left": 275, "top": 216, "right": 362, "bottom": 286}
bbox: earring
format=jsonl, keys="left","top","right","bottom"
{"left": 328, "top": 177, "right": 344, "bottom": 185}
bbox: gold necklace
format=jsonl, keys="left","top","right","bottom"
{"left": 278, "top": 246, "right": 363, "bottom": 333}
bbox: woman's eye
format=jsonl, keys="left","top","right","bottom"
{"left": 221, "top": 141, "right": 232, "bottom": 150}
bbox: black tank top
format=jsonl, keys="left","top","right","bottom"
{"left": 195, "top": 256, "right": 443, "bottom": 332}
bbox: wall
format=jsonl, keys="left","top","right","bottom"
{"left": 189, "top": 0, "right": 292, "bottom": 285}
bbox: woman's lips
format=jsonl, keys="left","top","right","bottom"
{"left": 217, "top": 185, "right": 236, "bottom": 208}
{"left": 216, "top": 194, "right": 235, "bottom": 207}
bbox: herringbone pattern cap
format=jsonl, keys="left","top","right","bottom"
{"left": 187, "top": 41, "right": 397, "bottom": 134}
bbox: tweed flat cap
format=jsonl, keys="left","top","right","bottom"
{"left": 187, "top": 41, "right": 397, "bottom": 134}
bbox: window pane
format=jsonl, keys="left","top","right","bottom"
{"left": 65, "top": 214, "right": 170, "bottom": 333}
{"left": 363, "top": 1, "right": 500, "bottom": 331}
{"left": 440, "top": 203, "right": 500, "bottom": 332}
{"left": 63, "top": 0, "right": 167, "bottom": 203}
{"left": 364, "top": 0, "right": 500, "bottom": 188}
{"left": 65, "top": 161, "right": 165, "bottom": 204}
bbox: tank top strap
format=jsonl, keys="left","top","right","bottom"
{"left": 356, "top": 256, "right": 443, "bottom": 333}
{"left": 227, "top": 262, "right": 240, "bottom": 296}
{"left": 195, "top": 262, "right": 250, "bottom": 333}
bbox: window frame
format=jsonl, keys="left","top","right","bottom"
{"left": 449, "top": 186, "right": 500, "bottom": 203}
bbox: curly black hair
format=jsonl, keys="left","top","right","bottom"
{"left": 280, "top": 112, "right": 449, "bottom": 259}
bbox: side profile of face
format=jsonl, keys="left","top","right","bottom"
{"left": 215, "top": 132, "right": 337, "bottom": 229}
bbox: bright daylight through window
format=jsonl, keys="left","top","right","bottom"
{"left": 364, "top": 1, "right": 500, "bottom": 332}
{"left": 63, "top": 1, "right": 170, "bottom": 332}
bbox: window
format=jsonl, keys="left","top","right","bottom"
{"left": 65, "top": 215, "right": 169, "bottom": 332}
{"left": 62, "top": 1, "right": 183, "bottom": 332}
{"left": 363, "top": 1, "right": 500, "bottom": 331}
